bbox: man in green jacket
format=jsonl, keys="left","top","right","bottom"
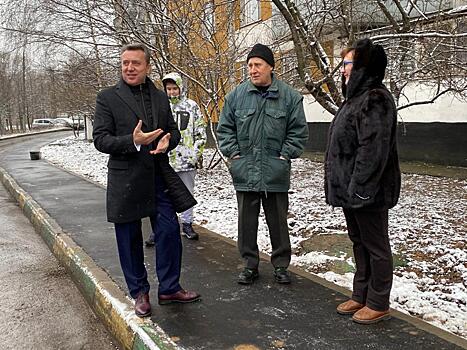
{"left": 217, "top": 43, "right": 309, "bottom": 285}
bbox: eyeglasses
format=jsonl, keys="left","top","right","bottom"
{"left": 343, "top": 60, "right": 353, "bottom": 68}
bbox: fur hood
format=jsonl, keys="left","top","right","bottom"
{"left": 344, "top": 38, "right": 388, "bottom": 99}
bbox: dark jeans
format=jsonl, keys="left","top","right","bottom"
{"left": 343, "top": 208, "right": 393, "bottom": 311}
{"left": 236, "top": 191, "right": 290, "bottom": 270}
{"left": 115, "top": 176, "right": 182, "bottom": 298}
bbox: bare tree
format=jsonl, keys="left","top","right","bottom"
{"left": 0, "top": 52, "right": 14, "bottom": 134}
{"left": 0, "top": 0, "right": 120, "bottom": 129}
{"left": 95, "top": 0, "right": 243, "bottom": 163}
{"left": 3, "top": 0, "right": 463, "bottom": 137}
{"left": 270, "top": 0, "right": 467, "bottom": 112}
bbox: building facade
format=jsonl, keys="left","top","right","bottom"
{"left": 227, "top": 0, "right": 467, "bottom": 166}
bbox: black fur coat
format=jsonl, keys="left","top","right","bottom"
{"left": 324, "top": 39, "right": 401, "bottom": 210}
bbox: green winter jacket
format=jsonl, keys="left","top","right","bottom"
{"left": 217, "top": 75, "right": 309, "bottom": 192}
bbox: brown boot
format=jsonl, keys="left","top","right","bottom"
{"left": 336, "top": 299, "right": 364, "bottom": 315}
{"left": 158, "top": 289, "right": 201, "bottom": 305}
{"left": 352, "top": 306, "right": 390, "bottom": 324}
{"left": 135, "top": 293, "right": 151, "bottom": 317}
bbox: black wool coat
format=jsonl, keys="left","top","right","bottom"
{"left": 324, "top": 46, "right": 401, "bottom": 210}
{"left": 93, "top": 78, "right": 196, "bottom": 223}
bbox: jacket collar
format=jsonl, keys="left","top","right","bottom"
{"left": 345, "top": 68, "right": 383, "bottom": 99}
{"left": 115, "top": 78, "right": 160, "bottom": 129}
{"left": 247, "top": 73, "right": 279, "bottom": 99}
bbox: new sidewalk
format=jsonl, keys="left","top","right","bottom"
{"left": 1, "top": 132, "right": 465, "bottom": 350}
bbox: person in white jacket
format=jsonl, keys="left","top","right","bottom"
{"left": 146, "top": 72, "right": 206, "bottom": 244}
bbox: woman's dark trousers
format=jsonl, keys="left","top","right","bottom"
{"left": 343, "top": 208, "right": 393, "bottom": 311}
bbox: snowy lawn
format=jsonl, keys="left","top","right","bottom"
{"left": 41, "top": 136, "right": 467, "bottom": 338}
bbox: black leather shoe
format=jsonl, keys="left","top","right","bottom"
{"left": 135, "top": 293, "right": 151, "bottom": 317}
{"left": 274, "top": 267, "right": 291, "bottom": 284}
{"left": 182, "top": 223, "right": 199, "bottom": 240}
{"left": 237, "top": 268, "right": 259, "bottom": 285}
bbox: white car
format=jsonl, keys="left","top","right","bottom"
{"left": 31, "top": 118, "right": 54, "bottom": 129}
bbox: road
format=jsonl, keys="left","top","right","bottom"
{"left": 0, "top": 178, "right": 119, "bottom": 349}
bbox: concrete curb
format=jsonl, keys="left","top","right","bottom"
{"left": 0, "top": 167, "right": 179, "bottom": 350}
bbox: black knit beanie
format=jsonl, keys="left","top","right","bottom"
{"left": 247, "top": 43, "right": 275, "bottom": 68}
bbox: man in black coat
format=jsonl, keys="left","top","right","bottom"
{"left": 93, "top": 43, "right": 200, "bottom": 318}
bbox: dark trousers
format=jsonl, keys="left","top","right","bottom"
{"left": 236, "top": 191, "right": 291, "bottom": 270}
{"left": 343, "top": 208, "right": 393, "bottom": 311}
{"left": 115, "top": 176, "right": 182, "bottom": 299}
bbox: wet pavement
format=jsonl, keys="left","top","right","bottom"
{"left": 0, "top": 178, "right": 118, "bottom": 350}
{"left": 1, "top": 132, "right": 465, "bottom": 350}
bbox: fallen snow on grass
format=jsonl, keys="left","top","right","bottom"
{"left": 41, "top": 136, "right": 467, "bottom": 338}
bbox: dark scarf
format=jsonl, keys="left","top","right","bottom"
{"left": 127, "top": 79, "right": 153, "bottom": 129}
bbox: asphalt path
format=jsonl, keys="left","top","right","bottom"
{"left": 1, "top": 131, "right": 466, "bottom": 350}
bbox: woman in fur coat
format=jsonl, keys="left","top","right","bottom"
{"left": 324, "top": 38, "right": 401, "bottom": 324}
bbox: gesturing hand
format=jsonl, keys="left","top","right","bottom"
{"left": 133, "top": 120, "right": 163, "bottom": 146}
{"left": 150, "top": 133, "right": 171, "bottom": 154}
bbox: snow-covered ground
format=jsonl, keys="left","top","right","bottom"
{"left": 41, "top": 136, "right": 467, "bottom": 338}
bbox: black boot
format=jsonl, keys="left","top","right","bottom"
{"left": 274, "top": 267, "right": 291, "bottom": 284}
{"left": 237, "top": 268, "right": 259, "bottom": 285}
{"left": 182, "top": 223, "right": 199, "bottom": 240}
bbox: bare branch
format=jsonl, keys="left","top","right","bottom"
{"left": 398, "top": 85, "right": 467, "bottom": 110}
{"left": 372, "top": 32, "right": 467, "bottom": 41}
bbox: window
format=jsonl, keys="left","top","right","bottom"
{"left": 457, "top": 21, "right": 467, "bottom": 69}
{"left": 241, "top": 0, "right": 260, "bottom": 26}
{"left": 271, "top": 5, "right": 289, "bottom": 38}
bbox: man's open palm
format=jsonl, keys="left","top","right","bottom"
{"left": 133, "top": 120, "right": 163, "bottom": 145}
{"left": 150, "top": 133, "right": 171, "bottom": 154}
